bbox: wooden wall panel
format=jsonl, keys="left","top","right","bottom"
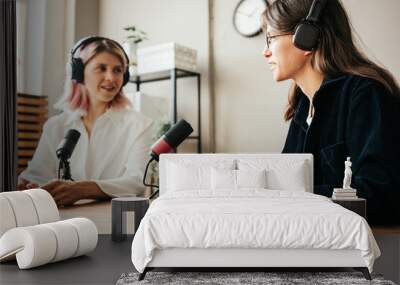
{"left": 17, "top": 94, "right": 48, "bottom": 174}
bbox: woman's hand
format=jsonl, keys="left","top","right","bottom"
{"left": 41, "top": 180, "right": 83, "bottom": 207}
{"left": 41, "top": 180, "right": 110, "bottom": 207}
{"left": 17, "top": 179, "right": 39, "bottom": 190}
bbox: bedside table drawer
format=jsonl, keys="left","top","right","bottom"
{"left": 331, "top": 198, "right": 366, "bottom": 219}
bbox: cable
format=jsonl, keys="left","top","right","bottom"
{"left": 143, "top": 157, "right": 159, "bottom": 199}
{"left": 149, "top": 189, "right": 159, "bottom": 200}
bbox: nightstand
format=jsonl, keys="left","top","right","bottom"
{"left": 111, "top": 197, "right": 149, "bottom": 242}
{"left": 331, "top": 198, "right": 366, "bottom": 219}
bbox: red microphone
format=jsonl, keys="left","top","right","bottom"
{"left": 150, "top": 119, "right": 193, "bottom": 161}
{"left": 144, "top": 119, "right": 193, "bottom": 199}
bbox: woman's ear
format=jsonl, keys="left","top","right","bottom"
{"left": 304, "top": 51, "right": 313, "bottom": 56}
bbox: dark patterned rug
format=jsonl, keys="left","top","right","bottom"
{"left": 116, "top": 271, "right": 396, "bottom": 285}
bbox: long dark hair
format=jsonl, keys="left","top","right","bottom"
{"left": 262, "top": 0, "right": 400, "bottom": 121}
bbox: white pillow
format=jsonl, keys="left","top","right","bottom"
{"left": 211, "top": 169, "right": 236, "bottom": 189}
{"left": 211, "top": 169, "right": 267, "bottom": 190}
{"left": 237, "top": 169, "right": 267, "bottom": 188}
{"left": 238, "top": 159, "right": 308, "bottom": 192}
{"left": 267, "top": 167, "right": 306, "bottom": 191}
{"left": 167, "top": 163, "right": 210, "bottom": 191}
{"left": 166, "top": 160, "right": 235, "bottom": 192}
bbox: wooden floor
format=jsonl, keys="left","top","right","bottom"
{"left": 372, "top": 226, "right": 400, "bottom": 235}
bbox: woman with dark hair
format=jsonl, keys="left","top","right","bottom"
{"left": 17, "top": 37, "right": 153, "bottom": 207}
{"left": 262, "top": 0, "right": 400, "bottom": 225}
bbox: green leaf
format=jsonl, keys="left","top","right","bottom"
{"left": 123, "top": 25, "right": 148, "bottom": 43}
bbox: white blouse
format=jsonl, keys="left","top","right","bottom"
{"left": 19, "top": 108, "right": 153, "bottom": 197}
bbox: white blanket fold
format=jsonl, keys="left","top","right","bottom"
{"left": 131, "top": 190, "right": 380, "bottom": 273}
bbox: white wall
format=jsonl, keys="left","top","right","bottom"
{"left": 75, "top": 0, "right": 99, "bottom": 41}
{"left": 42, "top": 0, "right": 68, "bottom": 116}
{"left": 64, "top": 0, "right": 76, "bottom": 55}
{"left": 213, "top": 0, "right": 290, "bottom": 153}
{"left": 344, "top": 0, "right": 400, "bottom": 82}
{"left": 22, "top": 0, "right": 47, "bottom": 96}
{"left": 16, "top": 0, "right": 27, "bottom": 93}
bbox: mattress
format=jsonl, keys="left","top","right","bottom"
{"left": 131, "top": 190, "right": 380, "bottom": 273}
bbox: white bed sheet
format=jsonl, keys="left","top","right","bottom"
{"left": 131, "top": 190, "right": 380, "bottom": 273}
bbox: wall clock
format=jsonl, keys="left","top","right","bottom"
{"left": 233, "top": 0, "right": 267, "bottom": 37}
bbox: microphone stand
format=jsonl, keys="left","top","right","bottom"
{"left": 58, "top": 158, "right": 73, "bottom": 181}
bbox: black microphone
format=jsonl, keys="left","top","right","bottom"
{"left": 150, "top": 119, "right": 193, "bottom": 161}
{"left": 56, "top": 129, "right": 81, "bottom": 161}
{"left": 56, "top": 129, "right": 80, "bottom": 180}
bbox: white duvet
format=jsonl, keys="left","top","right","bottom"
{"left": 131, "top": 190, "right": 380, "bottom": 273}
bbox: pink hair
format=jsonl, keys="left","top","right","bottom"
{"left": 57, "top": 39, "right": 132, "bottom": 113}
{"left": 68, "top": 80, "right": 131, "bottom": 112}
{"left": 70, "top": 81, "right": 89, "bottom": 110}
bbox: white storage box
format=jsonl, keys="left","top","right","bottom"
{"left": 137, "top": 42, "right": 197, "bottom": 74}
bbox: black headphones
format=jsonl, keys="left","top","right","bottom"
{"left": 70, "top": 36, "right": 130, "bottom": 86}
{"left": 293, "top": 0, "right": 328, "bottom": 51}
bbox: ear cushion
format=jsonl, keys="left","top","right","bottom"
{"left": 123, "top": 68, "right": 130, "bottom": 86}
{"left": 71, "top": 57, "right": 85, "bottom": 83}
{"left": 293, "top": 22, "right": 320, "bottom": 51}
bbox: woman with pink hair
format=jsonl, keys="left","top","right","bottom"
{"left": 18, "top": 37, "right": 153, "bottom": 207}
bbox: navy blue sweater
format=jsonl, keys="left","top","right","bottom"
{"left": 283, "top": 74, "right": 400, "bottom": 225}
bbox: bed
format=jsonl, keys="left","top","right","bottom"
{"left": 131, "top": 154, "right": 380, "bottom": 280}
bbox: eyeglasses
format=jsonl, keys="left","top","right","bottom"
{"left": 265, "top": 33, "right": 293, "bottom": 49}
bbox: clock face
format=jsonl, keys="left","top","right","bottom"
{"left": 233, "top": 0, "right": 267, "bottom": 37}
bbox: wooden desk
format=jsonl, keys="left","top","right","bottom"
{"left": 59, "top": 200, "right": 112, "bottom": 234}
{"left": 59, "top": 194, "right": 152, "bottom": 234}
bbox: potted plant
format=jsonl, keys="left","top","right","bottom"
{"left": 122, "top": 25, "right": 148, "bottom": 74}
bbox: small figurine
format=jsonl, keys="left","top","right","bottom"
{"left": 343, "top": 157, "right": 352, "bottom": 189}
{"left": 333, "top": 157, "right": 357, "bottom": 199}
